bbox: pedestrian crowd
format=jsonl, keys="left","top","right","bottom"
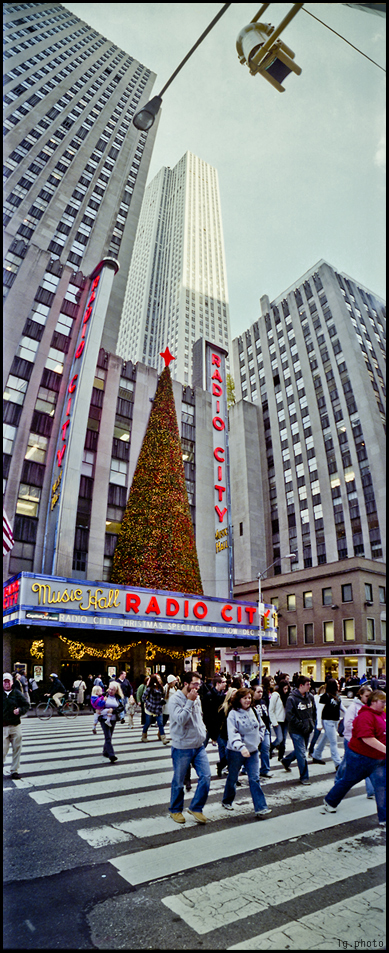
{"left": 3, "top": 666, "right": 385, "bottom": 829}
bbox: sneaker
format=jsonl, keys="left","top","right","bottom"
{"left": 255, "top": 808, "right": 272, "bottom": 818}
{"left": 10, "top": 772, "right": 21, "bottom": 779}
{"left": 109, "top": 756, "right": 118, "bottom": 763}
{"left": 170, "top": 812, "right": 186, "bottom": 824}
{"left": 162, "top": 736, "right": 169, "bottom": 745}
{"left": 281, "top": 759, "right": 292, "bottom": 772}
{"left": 378, "top": 821, "right": 386, "bottom": 828}
{"left": 311, "top": 758, "right": 326, "bottom": 765}
{"left": 222, "top": 802, "right": 234, "bottom": 811}
{"left": 367, "top": 794, "right": 375, "bottom": 799}
{"left": 300, "top": 779, "right": 311, "bottom": 786}
{"left": 322, "top": 799, "right": 337, "bottom": 813}
{"left": 187, "top": 809, "right": 208, "bottom": 824}
{"left": 260, "top": 773, "right": 273, "bottom": 780}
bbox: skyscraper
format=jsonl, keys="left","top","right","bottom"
{"left": 3, "top": 1, "right": 158, "bottom": 581}
{"left": 117, "top": 151, "right": 232, "bottom": 383}
{"left": 230, "top": 260, "right": 386, "bottom": 583}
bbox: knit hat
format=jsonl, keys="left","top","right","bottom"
{"left": 3, "top": 673, "right": 13, "bottom": 681}
{"left": 167, "top": 675, "right": 177, "bottom": 684}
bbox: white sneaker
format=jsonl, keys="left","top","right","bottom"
{"left": 322, "top": 799, "right": 337, "bottom": 813}
{"left": 222, "top": 802, "right": 234, "bottom": 811}
{"left": 255, "top": 807, "right": 272, "bottom": 818}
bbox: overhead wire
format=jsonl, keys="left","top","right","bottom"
{"left": 302, "top": 7, "right": 386, "bottom": 72}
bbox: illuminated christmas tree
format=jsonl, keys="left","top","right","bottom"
{"left": 111, "top": 348, "right": 203, "bottom": 594}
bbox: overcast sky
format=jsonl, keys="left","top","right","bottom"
{"left": 64, "top": 3, "right": 386, "bottom": 339}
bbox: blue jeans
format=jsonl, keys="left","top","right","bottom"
{"left": 325, "top": 747, "right": 386, "bottom": 823}
{"left": 217, "top": 734, "right": 227, "bottom": 763}
{"left": 308, "top": 726, "right": 321, "bottom": 755}
{"left": 170, "top": 745, "right": 211, "bottom": 813}
{"left": 313, "top": 719, "right": 342, "bottom": 767}
{"left": 336, "top": 739, "right": 374, "bottom": 797}
{"left": 260, "top": 729, "right": 271, "bottom": 776}
{"left": 283, "top": 732, "right": 309, "bottom": 781}
{"left": 143, "top": 712, "right": 165, "bottom": 735}
{"left": 223, "top": 749, "right": 268, "bottom": 813}
{"left": 271, "top": 722, "right": 288, "bottom": 760}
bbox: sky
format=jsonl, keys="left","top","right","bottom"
{"left": 64, "top": 3, "right": 386, "bottom": 340}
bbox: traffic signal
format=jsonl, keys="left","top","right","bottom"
{"left": 236, "top": 3, "right": 303, "bottom": 92}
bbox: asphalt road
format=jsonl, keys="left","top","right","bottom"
{"left": 3, "top": 708, "right": 386, "bottom": 951}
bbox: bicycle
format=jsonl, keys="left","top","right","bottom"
{"left": 36, "top": 694, "right": 79, "bottom": 720}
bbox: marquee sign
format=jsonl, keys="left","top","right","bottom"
{"left": 205, "top": 342, "right": 232, "bottom": 598}
{"left": 3, "top": 573, "right": 278, "bottom": 642}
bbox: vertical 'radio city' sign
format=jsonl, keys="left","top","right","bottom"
{"left": 206, "top": 343, "right": 231, "bottom": 597}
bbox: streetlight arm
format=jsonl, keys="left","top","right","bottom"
{"left": 159, "top": 3, "right": 232, "bottom": 97}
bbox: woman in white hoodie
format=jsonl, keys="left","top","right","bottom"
{"left": 336, "top": 685, "right": 374, "bottom": 797}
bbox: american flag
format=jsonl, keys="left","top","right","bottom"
{"left": 3, "top": 509, "right": 14, "bottom": 556}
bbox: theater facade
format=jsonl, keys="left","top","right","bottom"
{"left": 3, "top": 572, "right": 278, "bottom": 686}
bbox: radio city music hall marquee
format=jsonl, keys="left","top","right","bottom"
{"left": 3, "top": 574, "right": 278, "bottom": 642}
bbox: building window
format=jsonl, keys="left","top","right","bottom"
{"left": 381, "top": 619, "right": 386, "bottom": 642}
{"left": 343, "top": 619, "right": 355, "bottom": 641}
{"left": 364, "top": 583, "right": 373, "bottom": 604}
{"left": 322, "top": 587, "right": 332, "bottom": 606}
{"left": 366, "top": 619, "right": 375, "bottom": 642}
{"left": 303, "top": 591, "right": 313, "bottom": 609}
{"left": 342, "top": 584, "right": 353, "bottom": 603}
{"left": 379, "top": 586, "right": 386, "bottom": 604}
{"left": 239, "top": 522, "right": 243, "bottom": 536}
{"left": 304, "top": 623, "right": 314, "bottom": 644}
{"left": 288, "top": 625, "right": 297, "bottom": 645}
{"left": 323, "top": 621, "right": 334, "bottom": 643}
{"left": 287, "top": 593, "right": 296, "bottom": 611}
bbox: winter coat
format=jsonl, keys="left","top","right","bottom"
{"left": 3, "top": 686, "right": 30, "bottom": 726}
{"left": 319, "top": 692, "right": 343, "bottom": 722}
{"left": 49, "top": 677, "right": 66, "bottom": 696}
{"left": 269, "top": 691, "right": 287, "bottom": 726}
{"left": 343, "top": 698, "right": 367, "bottom": 742}
{"left": 285, "top": 688, "right": 316, "bottom": 737}
{"left": 203, "top": 686, "right": 227, "bottom": 740}
{"left": 142, "top": 686, "right": 165, "bottom": 717}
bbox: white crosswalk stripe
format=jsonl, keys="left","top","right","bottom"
{"left": 5, "top": 713, "right": 385, "bottom": 950}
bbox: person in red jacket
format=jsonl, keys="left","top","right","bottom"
{"left": 322, "top": 690, "right": 386, "bottom": 825}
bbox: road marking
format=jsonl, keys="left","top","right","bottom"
{"left": 77, "top": 825, "right": 133, "bottom": 848}
{"left": 161, "top": 829, "right": 385, "bottom": 934}
{"left": 226, "top": 883, "right": 386, "bottom": 950}
{"left": 109, "top": 796, "right": 378, "bottom": 886}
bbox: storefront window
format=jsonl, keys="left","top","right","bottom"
{"left": 322, "top": 658, "right": 338, "bottom": 681}
{"left": 344, "top": 657, "right": 358, "bottom": 679}
{"left": 301, "top": 660, "right": 316, "bottom": 680}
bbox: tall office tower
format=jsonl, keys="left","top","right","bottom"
{"left": 3, "top": 2, "right": 158, "bottom": 581}
{"left": 230, "top": 260, "right": 386, "bottom": 583}
{"left": 117, "top": 151, "right": 231, "bottom": 383}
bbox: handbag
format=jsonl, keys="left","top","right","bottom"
{"left": 337, "top": 718, "right": 345, "bottom": 737}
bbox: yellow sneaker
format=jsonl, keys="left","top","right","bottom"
{"left": 187, "top": 810, "right": 208, "bottom": 824}
{"left": 169, "top": 812, "right": 186, "bottom": 824}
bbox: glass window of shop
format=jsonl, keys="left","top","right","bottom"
{"left": 322, "top": 658, "right": 339, "bottom": 681}
{"left": 344, "top": 657, "right": 359, "bottom": 679}
{"left": 301, "top": 660, "right": 317, "bottom": 681}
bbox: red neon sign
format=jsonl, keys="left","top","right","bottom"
{"left": 56, "top": 275, "right": 100, "bottom": 467}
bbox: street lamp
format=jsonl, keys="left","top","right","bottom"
{"left": 258, "top": 553, "right": 296, "bottom": 681}
{"left": 133, "top": 3, "right": 232, "bottom": 130}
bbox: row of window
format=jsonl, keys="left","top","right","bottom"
{"left": 286, "top": 618, "right": 385, "bottom": 645}
{"left": 280, "top": 583, "right": 386, "bottom": 610}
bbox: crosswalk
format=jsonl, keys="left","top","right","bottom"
{"left": 4, "top": 712, "right": 386, "bottom": 950}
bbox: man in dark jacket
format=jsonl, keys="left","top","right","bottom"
{"left": 3, "top": 672, "right": 30, "bottom": 779}
{"left": 281, "top": 676, "right": 316, "bottom": 785}
{"left": 46, "top": 673, "right": 66, "bottom": 708}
